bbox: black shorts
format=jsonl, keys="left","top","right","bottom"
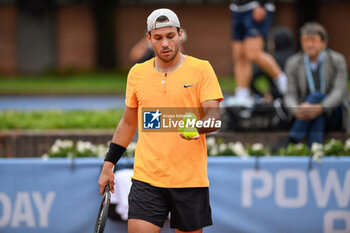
{"left": 128, "top": 179, "right": 212, "bottom": 232}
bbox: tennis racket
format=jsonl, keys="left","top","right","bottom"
{"left": 94, "top": 184, "right": 111, "bottom": 233}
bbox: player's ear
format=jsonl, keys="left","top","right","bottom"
{"left": 146, "top": 32, "right": 151, "bottom": 41}
{"left": 178, "top": 29, "right": 183, "bottom": 40}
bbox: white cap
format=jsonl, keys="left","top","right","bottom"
{"left": 147, "top": 8, "right": 180, "bottom": 32}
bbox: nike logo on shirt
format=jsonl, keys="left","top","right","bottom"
{"left": 184, "top": 84, "right": 195, "bottom": 88}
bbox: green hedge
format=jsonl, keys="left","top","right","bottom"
{"left": 0, "top": 110, "right": 123, "bottom": 129}
{"left": 0, "top": 73, "right": 238, "bottom": 95}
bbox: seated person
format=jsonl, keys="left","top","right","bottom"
{"left": 284, "top": 22, "right": 349, "bottom": 146}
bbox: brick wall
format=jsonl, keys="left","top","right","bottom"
{"left": 0, "top": 5, "right": 17, "bottom": 75}
{"left": 319, "top": 2, "right": 350, "bottom": 65}
{"left": 56, "top": 5, "right": 96, "bottom": 71}
{"left": 0, "top": 3, "right": 349, "bottom": 75}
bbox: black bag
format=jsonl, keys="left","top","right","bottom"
{"left": 221, "top": 99, "right": 291, "bottom": 132}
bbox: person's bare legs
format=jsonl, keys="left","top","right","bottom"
{"left": 231, "top": 40, "right": 254, "bottom": 106}
{"left": 232, "top": 41, "right": 252, "bottom": 89}
{"left": 176, "top": 228, "right": 202, "bottom": 233}
{"left": 243, "top": 36, "right": 281, "bottom": 78}
{"left": 128, "top": 219, "right": 161, "bottom": 233}
{"left": 128, "top": 219, "right": 203, "bottom": 233}
{"left": 243, "top": 36, "right": 287, "bottom": 94}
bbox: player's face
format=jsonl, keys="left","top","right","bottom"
{"left": 148, "top": 27, "right": 182, "bottom": 63}
{"left": 301, "top": 34, "right": 327, "bottom": 61}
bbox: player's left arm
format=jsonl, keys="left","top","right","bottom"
{"left": 197, "top": 99, "right": 221, "bottom": 134}
{"left": 178, "top": 99, "right": 220, "bottom": 140}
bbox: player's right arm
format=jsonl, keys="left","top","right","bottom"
{"left": 98, "top": 106, "right": 138, "bottom": 195}
{"left": 110, "top": 106, "right": 138, "bottom": 148}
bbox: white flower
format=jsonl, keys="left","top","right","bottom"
{"left": 54, "top": 139, "right": 62, "bottom": 145}
{"left": 324, "top": 139, "right": 337, "bottom": 151}
{"left": 345, "top": 138, "right": 350, "bottom": 150}
{"left": 295, "top": 143, "right": 304, "bottom": 150}
{"left": 209, "top": 145, "right": 218, "bottom": 156}
{"left": 313, "top": 151, "right": 324, "bottom": 164}
{"left": 252, "top": 143, "right": 263, "bottom": 151}
{"left": 96, "top": 144, "right": 108, "bottom": 158}
{"left": 41, "top": 153, "right": 49, "bottom": 160}
{"left": 125, "top": 142, "right": 137, "bottom": 157}
{"left": 206, "top": 137, "right": 216, "bottom": 147}
{"left": 233, "top": 142, "right": 248, "bottom": 158}
{"left": 128, "top": 142, "right": 137, "bottom": 151}
{"left": 62, "top": 140, "right": 73, "bottom": 148}
{"left": 54, "top": 139, "right": 73, "bottom": 149}
{"left": 311, "top": 142, "right": 323, "bottom": 153}
{"left": 50, "top": 145, "right": 59, "bottom": 153}
{"left": 228, "top": 142, "right": 235, "bottom": 152}
{"left": 76, "top": 140, "right": 94, "bottom": 153}
{"left": 324, "top": 143, "right": 332, "bottom": 152}
{"left": 219, "top": 143, "right": 228, "bottom": 153}
{"left": 76, "top": 141, "right": 85, "bottom": 152}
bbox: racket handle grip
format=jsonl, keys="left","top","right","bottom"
{"left": 105, "top": 184, "right": 110, "bottom": 193}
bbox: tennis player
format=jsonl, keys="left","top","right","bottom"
{"left": 98, "top": 8, "right": 223, "bottom": 233}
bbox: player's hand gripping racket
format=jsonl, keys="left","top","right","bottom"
{"left": 94, "top": 184, "right": 111, "bottom": 233}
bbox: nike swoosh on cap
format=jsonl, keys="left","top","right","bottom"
{"left": 184, "top": 84, "right": 195, "bottom": 88}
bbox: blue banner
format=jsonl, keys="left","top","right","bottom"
{"left": 0, "top": 157, "right": 349, "bottom": 233}
{"left": 207, "top": 157, "right": 350, "bottom": 233}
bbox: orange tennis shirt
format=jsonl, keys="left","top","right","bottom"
{"left": 125, "top": 56, "right": 223, "bottom": 188}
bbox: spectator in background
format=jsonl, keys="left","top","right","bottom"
{"left": 250, "top": 26, "right": 295, "bottom": 101}
{"left": 284, "top": 22, "right": 349, "bottom": 147}
{"left": 129, "top": 29, "right": 187, "bottom": 64}
{"left": 128, "top": 34, "right": 155, "bottom": 64}
{"left": 228, "top": 0, "right": 287, "bottom": 107}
